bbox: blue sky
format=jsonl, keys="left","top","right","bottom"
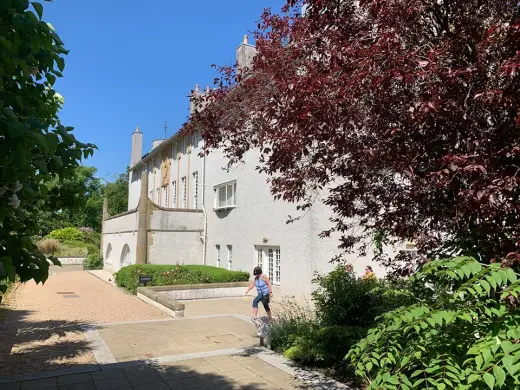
{"left": 44, "top": 0, "right": 284, "bottom": 181}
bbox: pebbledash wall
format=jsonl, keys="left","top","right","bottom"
{"left": 101, "top": 36, "right": 389, "bottom": 300}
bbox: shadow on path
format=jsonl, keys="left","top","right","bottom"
{"left": 0, "top": 305, "right": 93, "bottom": 377}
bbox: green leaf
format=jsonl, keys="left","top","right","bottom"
{"left": 480, "top": 279, "right": 491, "bottom": 295}
{"left": 476, "top": 355, "right": 484, "bottom": 370}
{"left": 31, "top": 2, "right": 43, "bottom": 19}
{"left": 56, "top": 57, "right": 65, "bottom": 72}
{"left": 503, "top": 355, "right": 520, "bottom": 376}
{"left": 493, "top": 365, "right": 506, "bottom": 388}
{"left": 483, "top": 372, "right": 495, "bottom": 389}
{"left": 0, "top": 257, "right": 16, "bottom": 282}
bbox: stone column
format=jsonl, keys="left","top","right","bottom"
{"left": 136, "top": 170, "right": 149, "bottom": 264}
{"left": 100, "top": 198, "right": 109, "bottom": 254}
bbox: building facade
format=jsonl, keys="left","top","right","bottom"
{"left": 101, "top": 37, "right": 387, "bottom": 301}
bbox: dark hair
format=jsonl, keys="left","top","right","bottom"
{"left": 366, "top": 266, "right": 373, "bottom": 272}
{"left": 253, "top": 266, "right": 262, "bottom": 277}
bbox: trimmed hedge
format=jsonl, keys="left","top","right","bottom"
{"left": 114, "top": 264, "right": 250, "bottom": 294}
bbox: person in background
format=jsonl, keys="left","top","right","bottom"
{"left": 245, "top": 266, "right": 273, "bottom": 321}
{"left": 363, "top": 265, "right": 376, "bottom": 280}
{"left": 346, "top": 263, "right": 354, "bottom": 273}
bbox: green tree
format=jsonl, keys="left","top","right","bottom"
{"left": 35, "top": 166, "right": 104, "bottom": 235}
{"left": 0, "top": 0, "right": 95, "bottom": 287}
{"left": 104, "top": 169, "right": 128, "bottom": 216}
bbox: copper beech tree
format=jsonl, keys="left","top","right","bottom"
{"left": 185, "top": 0, "right": 520, "bottom": 269}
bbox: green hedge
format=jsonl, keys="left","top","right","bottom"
{"left": 114, "top": 264, "right": 250, "bottom": 294}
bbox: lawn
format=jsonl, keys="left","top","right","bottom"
{"left": 54, "top": 240, "right": 90, "bottom": 257}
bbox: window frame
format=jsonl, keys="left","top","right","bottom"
{"left": 171, "top": 180, "right": 177, "bottom": 208}
{"left": 162, "top": 185, "right": 168, "bottom": 207}
{"left": 192, "top": 171, "right": 199, "bottom": 209}
{"left": 181, "top": 176, "right": 187, "bottom": 208}
{"left": 213, "top": 180, "right": 237, "bottom": 211}
{"left": 216, "top": 245, "right": 221, "bottom": 267}
{"left": 227, "top": 245, "right": 232, "bottom": 270}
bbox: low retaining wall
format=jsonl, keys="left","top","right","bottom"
{"left": 137, "top": 282, "right": 249, "bottom": 317}
{"left": 56, "top": 257, "right": 85, "bottom": 265}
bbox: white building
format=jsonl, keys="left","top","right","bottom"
{"left": 101, "top": 37, "right": 385, "bottom": 300}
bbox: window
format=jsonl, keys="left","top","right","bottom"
{"left": 181, "top": 177, "right": 187, "bottom": 208}
{"left": 404, "top": 241, "right": 417, "bottom": 252}
{"left": 171, "top": 181, "right": 177, "bottom": 208}
{"left": 192, "top": 171, "right": 199, "bottom": 209}
{"left": 183, "top": 137, "right": 187, "bottom": 154}
{"left": 268, "top": 249, "right": 274, "bottom": 282}
{"left": 227, "top": 245, "right": 232, "bottom": 270}
{"left": 156, "top": 188, "right": 160, "bottom": 204}
{"left": 257, "top": 249, "right": 263, "bottom": 268}
{"left": 149, "top": 190, "right": 153, "bottom": 200}
{"left": 275, "top": 249, "right": 281, "bottom": 285}
{"left": 162, "top": 185, "right": 168, "bottom": 207}
{"left": 216, "top": 245, "right": 221, "bottom": 267}
{"left": 214, "top": 181, "right": 236, "bottom": 210}
{"left": 256, "top": 246, "right": 280, "bottom": 285}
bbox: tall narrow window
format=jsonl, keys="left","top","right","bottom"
{"left": 274, "top": 249, "right": 281, "bottom": 285}
{"left": 171, "top": 181, "right": 177, "bottom": 208}
{"left": 268, "top": 248, "right": 274, "bottom": 281}
{"left": 257, "top": 249, "right": 263, "bottom": 269}
{"left": 216, "top": 245, "right": 221, "bottom": 267}
{"left": 227, "top": 245, "right": 232, "bottom": 270}
{"left": 183, "top": 137, "right": 187, "bottom": 154}
{"left": 162, "top": 185, "right": 168, "bottom": 207}
{"left": 192, "top": 171, "right": 199, "bottom": 209}
{"left": 156, "top": 188, "right": 160, "bottom": 204}
{"left": 181, "top": 177, "right": 187, "bottom": 208}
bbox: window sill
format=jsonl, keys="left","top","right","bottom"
{"left": 214, "top": 206, "right": 236, "bottom": 212}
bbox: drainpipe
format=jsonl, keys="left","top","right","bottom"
{"left": 201, "top": 140, "right": 208, "bottom": 265}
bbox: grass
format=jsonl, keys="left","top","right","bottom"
{"left": 115, "top": 264, "right": 250, "bottom": 294}
{"left": 54, "top": 240, "right": 89, "bottom": 257}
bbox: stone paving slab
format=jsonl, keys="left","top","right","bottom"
{"left": 5, "top": 356, "right": 315, "bottom": 390}
{"left": 96, "top": 316, "right": 257, "bottom": 362}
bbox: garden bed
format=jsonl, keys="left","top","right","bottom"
{"left": 114, "top": 264, "right": 250, "bottom": 294}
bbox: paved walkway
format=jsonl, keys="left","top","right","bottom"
{"left": 0, "top": 266, "right": 167, "bottom": 377}
{"left": 0, "top": 267, "right": 352, "bottom": 389}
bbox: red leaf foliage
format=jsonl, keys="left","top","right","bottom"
{"left": 185, "top": 0, "right": 520, "bottom": 263}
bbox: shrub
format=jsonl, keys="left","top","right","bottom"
{"left": 82, "top": 247, "right": 103, "bottom": 270}
{"left": 36, "top": 238, "right": 60, "bottom": 255}
{"left": 81, "top": 231, "right": 101, "bottom": 248}
{"left": 47, "top": 227, "right": 83, "bottom": 242}
{"left": 114, "top": 264, "right": 250, "bottom": 294}
{"left": 347, "top": 257, "right": 520, "bottom": 389}
{"left": 312, "top": 266, "right": 413, "bottom": 328}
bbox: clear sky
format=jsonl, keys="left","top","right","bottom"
{"left": 44, "top": 0, "right": 284, "bottom": 181}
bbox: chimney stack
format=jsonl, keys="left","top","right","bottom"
{"left": 131, "top": 126, "right": 143, "bottom": 166}
{"left": 236, "top": 34, "right": 256, "bottom": 74}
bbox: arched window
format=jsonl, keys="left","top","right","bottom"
{"left": 120, "top": 244, "right": 132, "bottom": 268}
{"left": 105, "top": 243, "right": 112, "bottom": 264}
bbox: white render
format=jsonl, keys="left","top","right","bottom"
{"left": 101, "top": 37, "right": 390, "bottom": 301}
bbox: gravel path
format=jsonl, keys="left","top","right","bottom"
{"left": 0, "top": 267, "right": 168, "bottom": 377}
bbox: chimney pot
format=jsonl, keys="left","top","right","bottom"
{"left": 243, "top": 35, "right": 248, "bottom": 45}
